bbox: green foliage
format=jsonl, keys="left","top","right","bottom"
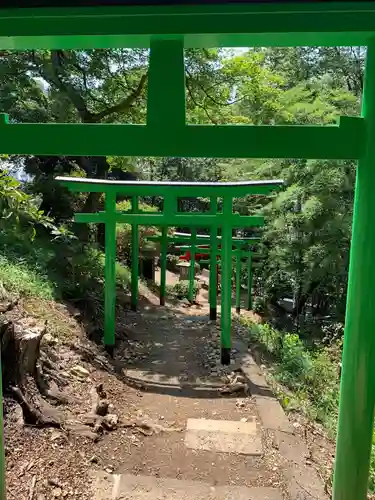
{"left": 0, "top": 253, "right": 54, "bottom": 299}
{"left": 242, "top": 318, "right": 340, "bottom": 433}
{"left": 116, "top": 199, "right": 161, "bottom": 262}
{"left": 167, "top": 280, "right": 199, "bottom": 301}
{"left": 252, "top": 296, "right": 267, "bottom": 314}
{"left": 0, "top": 169, "right": 59, "bottom": 235}
{"left": 279, "top": 333, "right": 313, "bottom": 380}
{"left": 370, "top": 432, "right": 375, "bottom": 492}
{"left": 0, "top": 225, "right": 129, "bottom": 306}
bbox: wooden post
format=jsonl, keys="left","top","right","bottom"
{"left": 221, "top": 195, "right": 233, "bottom": 365}
{"left": 209, "top": 197, "right": 218, "bottom": 320}
{"left": 333, "top": 39, "right": 375, "bottom": 500}
{"left": 247, "top": 252, "right": 253, "bottom": 311}
{"left": 235, "top": 249, "right": 241, "bottom": 314}
{"left": 160, "top": 227, "right": 167, "bottom": 306}
{"left": 131, "top": 196, "right": 139, "bottom": 311}
{"left": 188, "top": 227, "right": 197, "bottom": 302}
{"left": 104, "top": 191, "right": 117, "bottom": 346}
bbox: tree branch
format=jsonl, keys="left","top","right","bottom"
{"left": 34, "top": 51, "right": 147, "bottom": 124}
{"left": 186, "top": 83, "right": 218, "bottom": 124}
{"left": 91, "top": 72, "right": 148, "bottom": 123}
{"left": 186, "top": 68, "right": 246, "bottom": 107}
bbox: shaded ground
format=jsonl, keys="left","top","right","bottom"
{"left": 3, "top": 279, "right": 331, "bottom": 500}
{"left": 113, "top": 306, "right": 284, "bottom": 490}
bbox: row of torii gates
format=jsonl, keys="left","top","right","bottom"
{"left": 148, "top": 230, "right": 262, "bottom": 313}
{"left": 56, "top": 176, "right": 282, "bottom": 365}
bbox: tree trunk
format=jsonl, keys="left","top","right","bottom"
{"left": 1, "top": 317, "right": 63, "bottom": 427}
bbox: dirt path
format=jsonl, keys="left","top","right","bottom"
{"left": 4, "top": 284, "right": 329, "bottom": 500}
{"left": 85, "top": 280, "right": 287, "bottom": 499}
{"left": 109, "top": 308, "right": 284, "bottom": 488}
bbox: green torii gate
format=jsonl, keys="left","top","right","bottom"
{"left": 55, "top": 176, "right": 281, "bottom": 367}
{"left": 0, "top": 2, "right": 375, "bottom": 499}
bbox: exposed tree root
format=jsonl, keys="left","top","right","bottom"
{"left": 218, "top": 371, "right": 251, "bottom": 396}
{"left": 1, "top": 316, "right": 65, "bottom": 427}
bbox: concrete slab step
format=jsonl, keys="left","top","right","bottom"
{"left": 185, "top": 417, "right": 263, "bottom": 455}
{"left": 92, "top": 472, "right": 283, "bottom": 500}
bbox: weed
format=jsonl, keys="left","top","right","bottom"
{"left": 167, "top": 280, "right": 199, "bottom": 300}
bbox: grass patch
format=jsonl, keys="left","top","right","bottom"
{"left": 0, "top": 254, "right": 55, "bottom": 299}
{"left": 0, "top": 226, "right": 130, "bottom": 309}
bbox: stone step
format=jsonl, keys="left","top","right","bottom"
{"left": 92, "top": 472, "right": 283, "bottom": 500}
{"left": 185, "top": 417, "right": 263, "bottom": 455}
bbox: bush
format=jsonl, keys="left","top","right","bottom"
{"left": 167, "top": 280, "right": 200, "bottom": 300}
{"left": 241, "top": 317, "right": 340, "bottom": 432}
{"left": 246, "top": 319, "right": 282, "bottom": 355}
{"left": 252, "top": 296, "right": 267, "bottom": 314}
{"left": 0, "top": 252, "right": 54, "bottom": 299}
{"left": 280, "top": 333, "right": 313, "bottom": 379}
{"left": 0, "top": 168, "right": 131, "bottom": 326}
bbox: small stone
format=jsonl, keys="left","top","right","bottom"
{"left": 160, "top": 415, "right": 165, "bottom": 420}
{"left": 240, "top": 417, "right": 248, "bottom": 423}
{"left": 236, "top": 399, "right": 246, "bottom": 408}
{"left": 102, "top": 413, "right": 118, "bottom": 430}
{"left": 105, "top": 467, "right": 114, "bottom": 474}
{"left": 70, "top": 365, "right": 90, "bottom": 379}
{"left": 52, "top": 488, "right": 62, "bottom": 497}
{"left": 89, "top": 455, "right": 99, "bottom": 464}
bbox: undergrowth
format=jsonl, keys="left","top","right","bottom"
{"left": 240, "top": 316, "right": 375, "bottom": 491}
{"left": 240, "top": 317, "right": 340, "bottom": 433}
{"left": 167, "top": 280, "right": 199, "bottom": 300}
{"left": 0, "top": 226, "right": 130, "bottom": 304}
